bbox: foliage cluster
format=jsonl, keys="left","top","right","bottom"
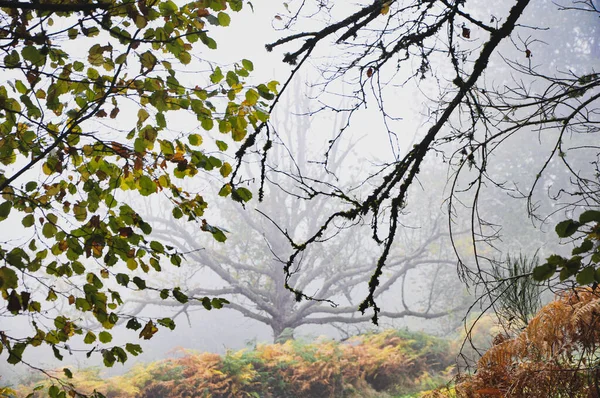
{"left": 427, "top": 287, "right": 600, "bottom": 397}
{"left": 533, "top": 210, "right": 600, "bottom": 285}
{"left": 0, "top": 0, "right": 278, "bottom": 384}
{"left": 14, "top": 329, "right": 455, "bottom": 398}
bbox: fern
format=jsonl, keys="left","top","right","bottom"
{"left": 16, "top": 330, "right": 455, "bottom": 398}
{"left": 450, "top": 288, "right": 600, "bottom": 397}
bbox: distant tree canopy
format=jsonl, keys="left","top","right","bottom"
{"left": 234, "top": 0, "right": 600, "bottom": 322}
{"left": 0, "top": 0, "right": 279, "bottom": 383}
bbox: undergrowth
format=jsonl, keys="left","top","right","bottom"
{"left": 13, "top": 329, "right": 455, "bottom": 398}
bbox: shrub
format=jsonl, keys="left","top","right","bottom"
{"left": 448, "top": 288, "right": 600, "bottom": 397}
{"left": 16, "top": 330, "right": 456, "bottom": 397}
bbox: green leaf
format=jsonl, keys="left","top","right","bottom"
{"left": 267, "top": 80, "right": 280, "bottom": 93}
{"left": 219, "top": 184, "right": 232, "bottom": 197}
{"left": 138, "top": 175, "right": 157, "bottom": 196}
{"left": 132, "top": 277, "right": 146, "bottom": 290}
{"left": 25, "top": 181, "right": 38, "bottom": 191}
{"left": 580, "top": 210, "right": 600, "bottom": 224}
{"left": 257, "top": 84, "right": 275, "bottom": 100}
{"left": 160, "top": 140, "right": 175, "bottom": 155}
{"left": 63, "top": 368, "right": 73, "bottom": 379}
{"left": 21, "top": 214, "right": 35, "bottom": 228}
{"left": 137, "top": 108, "right": 150, "bottom": 126}
{"left": 49, "top": 385, "right": 60, "bottom": 398}
{"left": 172, "top": 288, "right": 188, "bottom": 303}
{"left": 178, "top": 51, "right": 192, "bottom": 65}
{"left": 42, "top": 222, "right": 58, "bottom": 239}
{"left": 555, "top": 219, "right": 581, "bottom": 238}
{"left": 219, "top": 120, "right": 231, "bottom": 134}
{"left": 245, "top": 89, "right": 259, "bottom": 105}
{"left": 15, "top": 80, "right": 27, "bottom": 94}
{"left": 98, "top": 331, "right": 112, "bottom": 343}
{"left": 577, "top": 266, "right": 596, "bottom": 285}
{"left": 201, "top": 118, "right": 214, "bottom": 131}
{"left": 170, "top": 254, "right": 181, "bottom": 266}
{"left": 201, "top": 296, "right": 212, "bottom": 310}
{"left": 202, "top": 35, "right": 217, "bottom": 49}
{"left": 159, "top": 0, "right": 178, "bottom": 15}
{"left": 220, "top": 163, "right": 232, "bottom": 178}
{"left": 242, "top": 59, "right": 254, "bottom": 71}
{"left": 215, "top": 140, "right": 228, "bottom": 151}
{"left": 212, "top": 228, "right": 227, "bottom": 242}
{"left": 157, "top": 317, "right": 176, "bottom": 330}
{"left": 87, "top": 272, "right": 104, "bottom": 289}
{"left": 256, "top": 109, "right": 269, "bottom": 122}
{"left": 149, "top": 240, "right": 164, "bottom": 253}
{"left": 560, "top": 266, "right": 577, "bottom": 282}
{"left": 0, "top": 267, "right": 19, "bottom": 291}
{"left": 565, "top": 255, "right": 583, "bottom": 271}
{"left": 229, "top": 0, "right": 243, "bottom": 11}
{"left": 116, "top": 273, "right": 130, "bottom": 287}
{"left": 210, "top": 67, "right": 223, "bottom": 83}
{"left": 0, "top": 201, "right": 12, "bottom": 220}
{"left": 573, "top": 240, "right": 594, "bottom": 255}
{"left": 4, "top": 50, "right": 20, "bottom": 67}
{"left": 75, "top": 297, "right": 91, "bottom": 311}
{"left": 46, "top": 213, "right": 58, "bottom": 224}
{"left": 7, "top": 343, "right": 26, "bottom": 364}
{"left": 172, "top": 207, "right": 183, "bottom": 219}
{"left": 21, "top": 46, "right": 45, "bottom": 66}
{"left": 232, "top": 187, "right": 252, "bottom": 203}
{"left": 188, "top": 134, "right": 202, "bottom": 146}
{"left": 140, "top": 221, "right": 152, "bottom": 235}
{"left": 532, "top": 263, "right": 556, "bottom": 281}
{"left": 102, "top": 348, "right": 116, "bottom": 367}
{"left": 73, "top": 202, "right": 88, "bottom": 222}
{"left": 126, "top": 318, "right": 142, "bottom": 331}
{"left": 226, "top": 71, "right": 239, "bottom": 87}
{"left": 135, "top": 15, "right": 148, "bottom": 29}
{"left": 140, "top": 51, "right": 157, "bottom": 71}
{"left": 84, "top": 331, "right": 96, "bottom": 344}
{"left": 46, "top": 289, "right": 58, "bottom": 301}
{"left": 84, "top": 26, "right": 100, "bottom": 37}
{"left": 546, "top": 255, "right": 566, "bottom": 266}
{"left": 71, "top": 261, "right": 85, "bottom": 274}
{"left": 125, "top": 343, "right": 143, "bottom": 356}
{"left": 211, "top": 297, "right": 226, "bottom": 309}
{"left": 217, "top": 12, "right": 231, "bottom": 26}
{"left": 112, "top": 346, "right": 128, "bottom": 364}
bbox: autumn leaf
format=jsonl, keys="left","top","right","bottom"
{"left": 380, "top": 2, "right": 391, "bottom": 15}
{"left": 462, "top": 25, "right": 471, "bottom": 39}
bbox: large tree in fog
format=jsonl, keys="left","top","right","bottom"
{"left": 132, "top": 93, "right": 463, "bottom": 340}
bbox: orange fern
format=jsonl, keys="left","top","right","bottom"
{"left": 454, "top": 287, "right": 600, "bottom": 397}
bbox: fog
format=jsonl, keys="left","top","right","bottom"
{"left": 1, "top": 0, "right": 599, "bottom": 390}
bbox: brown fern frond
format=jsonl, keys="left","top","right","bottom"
{"left": 454, "top": 288, "right": 600, "bottom": 397}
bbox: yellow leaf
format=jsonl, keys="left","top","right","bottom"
{"left": 381, "top": 1, "right": 391, "bottom": 15}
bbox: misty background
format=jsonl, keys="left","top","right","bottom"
{"left": 1, "top": 0, "right": 598, "bottom": 388}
